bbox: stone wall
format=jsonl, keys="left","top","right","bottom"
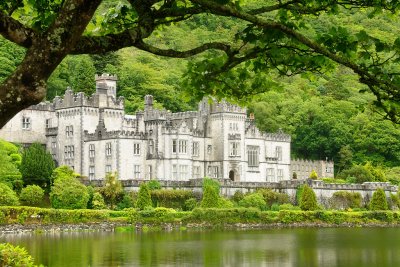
{"left": 84, "top": 178, "right": 397, "bottom": 206}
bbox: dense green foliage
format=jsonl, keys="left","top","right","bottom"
{"left": 0, "top": 140, "right": 22, "bottom": 190}
{"left": 101, "top": 172, "right": 123, "bottom": 209}
{"left": 200, "top": 184, "right": 220, "bottom": 208}
{"left": 369, "top": 188, "right": 389, "bottom": 211}
{"left": 0, "top": 243, "right": 41, "bottom": 267}
{"left": 91, "top": 192, "right": 107, "bottom": 210}
{"left": 0, "top": 183, "right": 19, "bottom": 206}
{"left": 50, "top": 166, "right": 89, "bottom": 209}
{"left": 238, "top": 193, "right": 267, "bottom": 211}
{"left": 151, "top": 189, "right": 194, "bottom": 210}
{"left": 19, "top": 185, "right": 44, "bottom": 206}
{"left": 20, "top": 143, "right": 55, "bottom": 189}
{"left": 136, "top": 183, "right": 152, "bottom": 210}
{"left": 330, "top": 191, "right": 362, "bottom": 210}
{"left": 299, "top": 185, "right": 318, "bottom": 211}
{"left": 256, "top": 189, "right": 290, "bottom": 208}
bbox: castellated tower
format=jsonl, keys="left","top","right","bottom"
{"left": 95, "top": 73, "right": 117, "bottom": 97}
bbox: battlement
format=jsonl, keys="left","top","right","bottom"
{"left": 95, "top": 73, "right": 117, "bottom": 81}
{"left": 28, "top": 101, "right": 54, "bottom": 111}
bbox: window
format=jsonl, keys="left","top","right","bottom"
{"left": 89, "top": 144, "right": 95, "bottom": 158}
{"left": 229, "top": 142, "right": 240, "bottom": 157}
{"left": 51, "top": 142, "right": 57, "bottom": 149}
{"left": 105, "top": 165, "right": 112, "bottom": 174}
{"left": 193, "top": 166, "right": 201, "bottom": 179}
{"left": 179, "top": 140, "right": 187, "bottom": 154}
{"left": 46, "top": 119, "right": 51, "bottom": 128}
{"left": 275, "top": 146, "right": 282, "bottom": 161}
{"left": 277, "top": 169, "right": 283, "bottom": 180}
{"left": 179, "top": 165, "right": 188, "bottom": 179}
{"left": 89, "top": 166, "right": 95, "bottom": 180}
{"left": 207, "top": 145, "right": 212, "bottom": 155}
{"left": 192, "top": 142, "right": 199, "bottom": 156}
{"left": 64, "top": 145, "right": 75, "bottom": 159}
{"left": 172, "top": 140, "right": 177, "bottom": 153}
{"left": 146, "top": 165, "right": 152, "bottom": 179}
{"left": 22, "top": 117, "right": 31, "bottom": 130}
{"left": 134, "top": 165, "right": 141, "bottom": 179}
{"left": 247, "top": 146, "right": 259, "bottom": 167}
{"left": 106, "top": 142, "right": 112, "bottom": 156}
{"left": 208, "top": 166, "right": 219, "bottom": 178}
{"left": 267, "top": 168, "right": 275, "bottom": 181}
{"left": 66, "top": 125, "right": 73, "bottom": 137}
{"left": 148, "top": 140, "right": 154, "bottom": 155}
{"left": 172, "top": 164, "right": 178, "bottom": 179}
{"left": 133, "top": 143, "right": 141, "bottom": 155}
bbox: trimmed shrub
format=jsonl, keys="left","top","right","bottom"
{"left": 299, "top": 185, "right": 318, "bottom": 211}
{"left": 322, "top": 178, "right": 346, "bottom": 184}
{"left": 231, "top": 190, "right": 244, "bottom": 203}
{"left": 184, "top": 198, "right": 198, "bottom": 211}
{"left": 295, "top": 185, "right": 305, "bottom": 205}
{"left": 278, "top": 203, "right": 301, "bottom": 211}
{"left": 0, "top": 183, "right": 19, "bottom": 206}
{"left": 200, "top": 184, "right": 220, "bottom": 208}
{"left": 50, "top": 168, "right": 89, "bottom": 209}
{"left": 136, "top": 183, "right": 152, "bottom": 210}
{"left": 257, "top": 189, "right": 289, "bottom": 208}
{"left": 239, "top": 193, "right": 267, "bottom": 210}
{"left": 147, "top": 180, "right": 161, "bottom": 190}
{"left": 92, "top": 192, "right": 107, "bottom": 210}
{"left": 309, "top": 170, "right": 318, "bottom": 179}
{"left": 330, "top": 191, "right": 362, "bottom": 210}
{"left": 0, "top": 243, "right": 40, "bottom": 267}
{"left": 151, "top": 189, "right": 194, "bottom": 209}
{"left": 116, "top": 192, "right": 134, "bottom": 210}
{"left": 369, "top": 188, "right": 389, "bottom": 211}
{"left": 19, "top": 185, "right": 44, "bottom": 206}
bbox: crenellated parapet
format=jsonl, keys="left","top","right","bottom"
{"left": 144, "top": 108, "right": 168, "bottom": 121}
{"left": 28, "top": 101, "right": 55, "bottom": 111}
{"left": 210, "top": 99, "right": 247, "bottom": 114}
{"left": 262, "top": 132, "right": 291, "bottom": 142}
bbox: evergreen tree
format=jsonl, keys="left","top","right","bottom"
{"left": 0, "top": 183, "right": 19, "bottom": 206}
{"left": 136, "top": 183, "right": 152, "bottom": 210}
{"left": 300, "top": 185, "right": 318, "bottom": 211}
{"left": 309, "top": 170, "right": 318, "bottom": 180}
{"left": 200, "top": 184, "right": 220, "bottom": 208}
{"left": 20, "top": 143, "right": 55, "bottom": 189}
{"left": 369, "top": 188, "right": 389, "bottom": 211}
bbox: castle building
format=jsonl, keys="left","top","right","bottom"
{"left": 0, "top": 74, "right": 333, "bottom": 182}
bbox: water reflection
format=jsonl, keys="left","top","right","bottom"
{"left": 1, "top": 228, "right": 400, "bottom": 266}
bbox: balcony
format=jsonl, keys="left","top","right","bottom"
{"left": 45, "top": 127, "right": 58, "bottom": 136}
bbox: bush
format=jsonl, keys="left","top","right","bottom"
{"left": 147, "top": 180, "right": 161, "bottom": 190}
{"left": 116, "top": 192, "right": 134, "bottom": 210}
{"left": 92, "top": 192, "right": 107, "bottom": 210}
{"left": 309, "top": 170, "right": 318, "bottom": 179}
{"left": 136, "top": 183, "right": 152, "bottom": 210}
{"left": 231, "top": 190, "right": 244, "bottom": 203}
{"left": 257, "top": 189, "right": 289, "bottom": 208}
{"left": 0, "top": 183, "right": 19, "bottom": 206}
{"left": 0, "top": 243, "right": 41, "bottom": 267}
{"left": 50, "top": 167, "right": 89, "bottom": 209}
{"left": 19, "top": 185, "right": 44, "bottom": 206}
{"left": 338, "top": 165, "right": 374, "bottom": 184}
{"left": 278, "top": 203, "right": 301, "bottom": 211}
{"left": 239, "top": 193, "right": 267, "bottom": 210}
{"left": 295, "top": 185, "right": 305, "bottom": 205}
{"left": 322, "top": 178, "right": 346, "bottom": 184}
{"left": 200, "top": 184, "right": 220, "bottom": 208}
{"left": 390, "top": 193, "right": 400, "bottom": 210}
{"left": 299, "top": 185, "right": 318, "bottom": 211}
{"left": 369, "top": 188, "right": 389, "bottom": 211}
{"left": 330, "top": 191, "right": 362, "bottom": 210}
{"left": 218, "top": 197, "right": 234, "bottom": 208}
{"left": 151, "top": 189, "right": 194, "bottom": 209}
{"left": 184, "top": 198, "right": 198, "bottom": 211}
{"left": 101, "top": 172, "right": 123, "bottom": 209}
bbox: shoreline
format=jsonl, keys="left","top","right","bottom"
{"left": 1, "top": 221, "right": 400, "bottom": 235}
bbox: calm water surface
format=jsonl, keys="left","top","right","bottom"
{"left": 1, "top": 227, "right": 400, "bottom": 267}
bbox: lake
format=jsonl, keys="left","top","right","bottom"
{"left": 1, "top": 227, "right": 400, "bottom": 267}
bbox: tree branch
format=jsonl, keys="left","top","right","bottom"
{"left": 0, "top": 11, "right": 36, "bottom": 48}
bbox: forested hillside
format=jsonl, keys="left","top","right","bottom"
{"left": 1, "top": 1, "right": 400, "bottom": 180}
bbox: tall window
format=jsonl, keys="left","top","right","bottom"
{"left": 277, "top": 169, "right": 283, "bottom": 180}
{"left": 89, "top": 144, "right": 95, "bottom": 158}
{"left": 66, "top": 125, "right": 73, "bottom": 137}
{"left": 105, "top": 165, "right": 112, "bottom": 174}
{"left": 179, "top": 140, "right": 187, "bottom": 154}
{"left": 193, "top": 166, "right": 200, "bottom": 179}
{"left": 64, "top": 145, "right": 75, "bottom": 159}
{"left": 208, "top": 166, "right": 219, "bottom": 178}
{"left": 172, "top": 164, "right": 178, "bottom": 179}
{"left": 192, "top": 142, "right": 199, "bottom": 156}
{"left": 133, "top": 143, "right": 141, "bottom": 155}
{"left": 275, "top": 146, "right": 282, "bottom": 161}
{"left": 172, "top": 140, "right": 177, "bottom": 153}
{"left": 179, "top": 165, "right": 188, "bottom": 179}
{"left": 46, "top": 119, "right": 51, "bottom": 128}
{"left": 89, "top": 166, "right": 95, "bottom": 180}
{"left": 134, "top": 165, "right": 141, "bottom": 179}
{"left": 148, "top": 140, "right": 154, "bottom": 155}
{"left": 146, "top": 165, "right": 152, "bottom": 179}
{"left": 267, "top": 168, "right": 275, "bottom": 181}
{"left": 247, "top": 146, "right": 259, "bottom": 167}
{"left": 22, "top": 117, "right": 31, "bottom": 130}
{"left": 106, "top": 142, "right": 112, "bottom": 156}
{"left": 229, "top": 142, "right": 240, "bottom": 157}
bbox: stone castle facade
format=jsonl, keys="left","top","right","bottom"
{"left": 0, "top": 74, "right": 334, "bottom": 182}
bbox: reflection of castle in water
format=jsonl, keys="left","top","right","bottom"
{"left": 0, "top": 74, "right": 333, "bottom": 181}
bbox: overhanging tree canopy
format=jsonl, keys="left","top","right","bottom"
{"left": 1, "top": 0, "right": 400, "bottom": 128}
